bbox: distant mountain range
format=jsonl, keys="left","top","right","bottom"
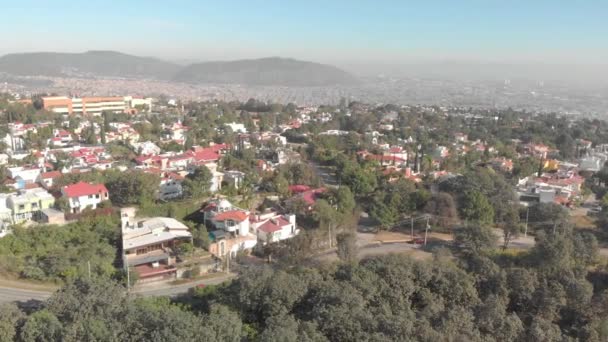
{"left": 0, "top": 51, "right": 358, "bottom": 86}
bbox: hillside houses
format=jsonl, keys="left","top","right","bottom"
{"left": 518, "top": 169, "right": 584, "bottom": 206}
{"left": 202, "top": 198, "right": 299, "bottom": 258}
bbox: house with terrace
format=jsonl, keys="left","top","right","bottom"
{"left": 120, "top": 208, "right": 192, "bottom": 283}
{"left": 202, "top": 199, "right": 257, "bottom": 258}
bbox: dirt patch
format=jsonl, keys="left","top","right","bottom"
{"left": 571, "top": 215, "right": 596, "bottom": 229}
{"left": 427, "top": 232, "right": 454, "bottom": 241}
{"left": 375, "top": 231, "right": 411, "bottom": 242}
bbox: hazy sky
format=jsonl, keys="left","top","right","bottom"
{"left": 2, "top": 0, "right": 608, "bottom": 66}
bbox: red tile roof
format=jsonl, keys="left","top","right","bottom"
{"left": 213, "top": 210, "right": 248, "bottom": 222}
{"left": 288, "top": 185, "right": 311, "bottom": 193}
{"left": 258, "top": 217, "right": 291, "bottom": 233}
{"left": 24, "top": 183, "right": 41, "bottom": 190}
{"left": 40, "top": 171, "right": 62, "bottom": 179}
{"left": 63, "top": 181, "right": 108, "bottom": 198}
{"left": 367, "top": 155, "right": 406, "bottom": 163}
{"left": 300, "top": 188, "right": 326, "bottom": 206}
{"left": 258, "top": 220, "right": 282, "bottom": 233}
{"left": 201, "top": 203, "right": 217, "bottom": 212}
{"left": 187, "top": 149, "right": 220, "bottom": 162}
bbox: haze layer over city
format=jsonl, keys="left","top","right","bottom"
{"left": 1, "top": 1, "right": 607, "bottom": 116}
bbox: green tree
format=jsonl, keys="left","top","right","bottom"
{"left": 336, "top": 231, "right": 358, "bottom": 263}
{"left": 556, "top": 133, "right": 575, "bottom": 160}
{"left": 460, "top": 191, "right": 494, "bottom": 224}
{"left": 500, "top": 204, "right": 521, "bottom": 249}
{"left": 341, "top": 163, "right": 377, "bottom": 195}
{"left": 425, "top": 192, "right": 459, "bottom": 229}
{"left": 82, "top": 125, "right": 98, "bottom": 145}
{"left": 20, "top": 309, "right": 64, "bottom": 342}
{"left": 370, "top": 201, "right": 397, "bottom": 229}
{"left": 105, "top": 170, "right": 160, "bottom": 206}
{"left": 455, "top": 224, "right": 497, "bottom": 253}
{"left": 313, "top": 199, "right": 340, "bottom": 233}
{"left": 183, "top": 166, "right": 213, "bottom": 198}
{"left": 273, "top": 173, "right": 290, "bottom": 198}
{"left": 0, "top": 303, "right": 24, "bottom": 342}
{"left": 335, "top": 186, "right": 356, "bottom": 214}
{"left": 191, "top": 222, "right": 210, "bottom": 249}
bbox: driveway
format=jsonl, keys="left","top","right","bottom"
{"left": 310, "top": 161, "right": 338, "bottom": 187}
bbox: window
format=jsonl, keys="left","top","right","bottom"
{"left": 88, "top": 195, "right": 93, "bottom": 199}
{"left": 31, "top": 202, "right": 38, "bottom": 209}
{"left": 18, "top": 204, "right": 25, "bottom": 210}
{"left": 95, "top": 194, "right": 100, "bottom": 199}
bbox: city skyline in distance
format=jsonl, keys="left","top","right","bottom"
{"left": 2, "top": 1, "right": 607, "bottom": 67}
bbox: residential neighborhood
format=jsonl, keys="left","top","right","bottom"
{"left": 1, "top": 93, "right": 608, "bottom": 341}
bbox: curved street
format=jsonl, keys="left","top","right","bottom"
{"left": 0, "top": 273, "right": 236, "bottom": 304}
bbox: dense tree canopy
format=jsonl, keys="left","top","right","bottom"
{"left": 5, "top": 237, "right": 605, "bottom": 342}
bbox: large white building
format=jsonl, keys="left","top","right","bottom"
{"left": 42, "top": 96, "right": 153, "bottom": 116}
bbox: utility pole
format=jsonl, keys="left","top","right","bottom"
{"left": 424, "top": 215, "right": 430, "bottom": 246}
{"left": 328, "top": 222, "right": 332, "bottom": 249}
{"left": 552, "top": 222, "right": 557, "bottom": 234}
{"left": 524, "top": 207, "right": 529, "bottom": 238}
{"left": 87, "top": 260, "right": 91, "bottom": 280}
{"left": 410, "top": 217, "right": 414, "bottom": 239}
{"left": 226, "top": 253, "right": 230, "bottom": 274}
{"left": 126, "top": 265, "right": 130, "bottom": 292}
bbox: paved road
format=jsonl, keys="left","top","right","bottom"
{"left": 132, "top": 273, "right": 236, "bottom": 297}
{"left": 310, "top": 161, "right": 338, "bottom": 187}
{"left": 0, "top": 273, "right": 236, "bottom": 304}
{"left": 494, "top": 228, "right": 608, "bottom": 257}
{"left": 0, "top": 286, "right": 51, "bottom": 304}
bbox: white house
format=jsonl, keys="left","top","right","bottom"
{"left": 210, "top": 209, "right": 250, "bottom": 237}
{"left": 225, "top": 122, "right": 247, "bottom": 134}
{"left": 202, "top": 199, "right": 257, "bottom": 258}
{"left": 250, "top": 210, "right": 299, "bottom": 243}
{"left": 37, "top": 171, "right": 63, "bottom": 189}
{"left": 579, "top": 156, "right": 602, "bottom": 172}
{"left": 133, "top": 141, "right": 162, "bottom": 156}
{"left": 61, "top": 181, "right": 109, "bottom": 213}
{"left": 8, "top": 166, "right": 41, "bottom": 184}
